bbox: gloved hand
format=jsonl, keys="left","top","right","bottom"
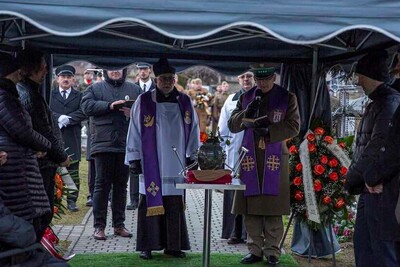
{"left": 186, "top": 157, "right": 198, "bottom": 171}
{"left": 244, "top": 98, "right": 261, "bottom": 118}
{"left": 253, "top": 128, "right": 270, "bottom": 140}
{"left": 58, "top": 115, "right": 71, "bottom": 127}
{"left": 129, "top": 160, "right": 143, "bottom": 174}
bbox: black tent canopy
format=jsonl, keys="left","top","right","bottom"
{"left": 0, "top": 0, "right": 399, "bottom": 74}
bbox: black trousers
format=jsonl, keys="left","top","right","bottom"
{"left": 92, "top": 152, "right": 129, "bottom": 228}
{"left": 34, "top": 166, "right": 57, "bottom": 241}
{"left": 66, "top": 161, "right": 80, "bottom": 204}
{"left": 128, "top": 171, "right": 139, "bottom": 204}
{"left": 87, "top": 159, "right": 95, "bottom": 199}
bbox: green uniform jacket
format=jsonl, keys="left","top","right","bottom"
{"left": 228, "top": 89, "right": 300, "bottom": 216}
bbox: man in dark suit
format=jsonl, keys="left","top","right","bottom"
{"left": 126, "top": 62, "right": 155, "bottom": 211}
{"left": 49, "top": 65, "right": 86, "bottom": 212}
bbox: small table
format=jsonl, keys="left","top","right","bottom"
{"left": 176, "top": 179, "right": 246, "bottom": 267}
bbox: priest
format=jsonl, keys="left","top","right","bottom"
{"left": 125, "top": 58, "right": 200, "bottom": 260}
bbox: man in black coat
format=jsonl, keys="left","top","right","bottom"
{"left": 81, "top": 68, "right": 141, "bottom": 240}
{"left": 17, "top": 48, "right": 71, "bottom": 241}
{"left": 49, "top": 65, "right": 86, "bottom": 212}
{"left": 346, "top": 50, "right": 400, "bottom": 267}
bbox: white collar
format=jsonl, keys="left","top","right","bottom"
{"left": 59, "top": 87, "right": 72, "bottom": 93}
{"left": 139, "top": 79, "right": 152, "bottom": 89}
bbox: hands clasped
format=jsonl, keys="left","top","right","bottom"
{"left": 58, "top": 115, "right": 71, "bottom": 128}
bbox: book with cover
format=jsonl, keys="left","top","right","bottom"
{"left": 114, "top": 100, "right": 135, "bottom": 110}
{"left": 242, "top": 114, "right": 270, "bottom": 128}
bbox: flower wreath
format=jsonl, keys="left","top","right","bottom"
{"left": 289, "top": 127, "right": 355, "bottom": 229}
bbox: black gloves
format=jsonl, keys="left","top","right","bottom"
{"left": 186, "top": 157, "right": 198, "bottom": 171}
{"left": 254, "top": 128, "right": 271, "bottom": 142}
{"left": 244, "top": 98, "right": 261, "bottom": 118}
{"left": 129, "top": 160, "right": 142, "bottom": 175}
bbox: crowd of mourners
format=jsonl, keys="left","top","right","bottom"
{"left": 1, "top": 47, "right": 400, "bottom": 267}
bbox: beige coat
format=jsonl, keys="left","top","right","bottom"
{"left": 228, "top": 90, "right": 300, "bottom": 216}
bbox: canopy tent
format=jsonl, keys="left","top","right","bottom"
{"left": 0, "top": 0, "right": 399, "bottom": 135}
{"left": 0, "top": 0, "right": 399, "bottom": 73}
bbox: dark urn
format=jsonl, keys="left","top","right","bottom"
{"left": 197, "top": 136, "right": 226, "bottom": 170}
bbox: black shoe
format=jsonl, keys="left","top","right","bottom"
{"left": 267, "top": 255, "right": 280, "bottom": 265}
{"left": 227, "top": 237, "right": 245, "bottom": 245}
{"left": 86, "top": 197, "right": 93, "bottom": 207}
{"left": 139, "top": 251, "right": 152, "bottom": 260}
{"left": 240, "top": 253, "right": 262, "bottom": 264}
{"left": 126, "top": 201, "right": 138, "bottom": 210}
{"left": 67, "top": 202, "right": 79, "bottom": 212}
{"left": 164, "top": 250, "right": 186, "bottom": 258}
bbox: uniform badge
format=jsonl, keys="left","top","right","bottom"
{"left": 184, "top": 111, "right": 192, "bottom": 124}
{"left": 272, "top": 109, "right": 283, "bottom": 123}
{"left": 143, "top": 115, "right": 154, "bottom": 127}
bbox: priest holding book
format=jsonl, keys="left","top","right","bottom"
{"left": 228, "top": 67, "right": 300, "bottom": 265}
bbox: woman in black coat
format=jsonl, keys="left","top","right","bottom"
{"left": 0, "top": 53, "right": 51, "bottom": 228}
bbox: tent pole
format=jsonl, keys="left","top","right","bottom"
{"left": 43, "top": 54, "right": 53, "bottom": 102}
{"left": 309, "top": 46, "right": 319, "bottom": 123}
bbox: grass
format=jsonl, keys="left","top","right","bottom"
{"left": 53, "top": 158, "right": 90, "bottom": 225}
{"left": 69, "top": 252, "right": 299, "bottom": 267}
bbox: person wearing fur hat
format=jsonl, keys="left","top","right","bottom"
{"left": 346, "top": 50, "right": 400, "bottom": 266}
{"left": 126, "top": 58, "right": 199, "bottom": 260}
{"left": 81, "top": 68, "right": 141, "bottom": 240}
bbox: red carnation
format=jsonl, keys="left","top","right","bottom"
{"left": 200, "top": 132, "right": 208, "bottom": 143}
{"left": 314, "top": 164, "right": 325, "bottom": 176}
{"left": 54, "top": 206, "right": 59, "bottom": 214}
{"left": 329, "top": 172, "right": 339, "bottom": 182}
{"left": 307, "top": 133, "right": 315, "bottom": 142}
{"left": 328, "top": 158, "right": 339, "bottom": 168}
{"left": 323, "top": 136, "right": 334, "bottom": 144}
{"left": 295, "top": 163, "right": 303, "bottom": 172}
{"left": 320, "top": 155, "right": 328, "bottom": 164}
{"left": 314, "top": 180, "right": 323, "bottom": 192}
{"left": 339, "top": 142, "right": 346, "bottom": 149}
{"left": 335, "top": 197, "right": 345, "bottom": 209}
{"left": 314, "top": 127, "right": 325, "bottom": 136}
{"left": 322, "top": 195, "right": 332, "bottom": 205}
{"left": 293, "top": 176, "right": 302, "bottom": 186}
{"left": 340, "top": 166, "right": 348, "bottom": 176}
{"left": 289, "top": 145, "right": 298, "bottom": 154}
{"left": 294, "top": 190, "right": 304, "bottom": 201}
{"left": 308, "top": 143, "right": 316, "bottom": 153}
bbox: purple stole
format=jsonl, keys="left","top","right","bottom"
{"left": 140, "top": 90, "right": 193, "bottom": 216}
{"left": 241, "top": 85, "right": 288, "bottom": 196}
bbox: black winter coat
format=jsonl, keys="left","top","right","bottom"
{"left": 81, "top": 79, "right": 141, "bottom": 155}
{"left": 346, "top": 84, "right": 400, "bottom": 241}
{"left": 49, "top": 88, "right": 86, "bottom": 161}
{"left": 0, "top": 78, "right": 51, "bottom": 221}
{"left": 17, "top": 79, "right": 68, "bottom": 169}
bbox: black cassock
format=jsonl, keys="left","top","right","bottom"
{"left": 136, "top": 194, "right": 190, "bottom": 251}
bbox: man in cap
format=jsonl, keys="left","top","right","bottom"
{"left": 219, "top": 71, "right": 255, "bottom": 245}
{"left": 126, "top": 58, "right": 199, "bottom": 260}
{"left": 49, "top": 65, "right": 86, "bottom": 212}
{"left": 16, "top": 48, "right": 71, "bottom": 240}
{"left": 345, "top": 50, "right": 400, "bottom": 266}
{"left": 136, "top": 62, "right": 155, "bottom": 93}
{"left": 81, "top": 67, "right": 141, "bottom": 240}
{"left": 228, "top": 66, "right": 300, "bottom": 265}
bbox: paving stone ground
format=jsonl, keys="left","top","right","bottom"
{"left": 53, "top": 189, "right": 248, "bottom": 255}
